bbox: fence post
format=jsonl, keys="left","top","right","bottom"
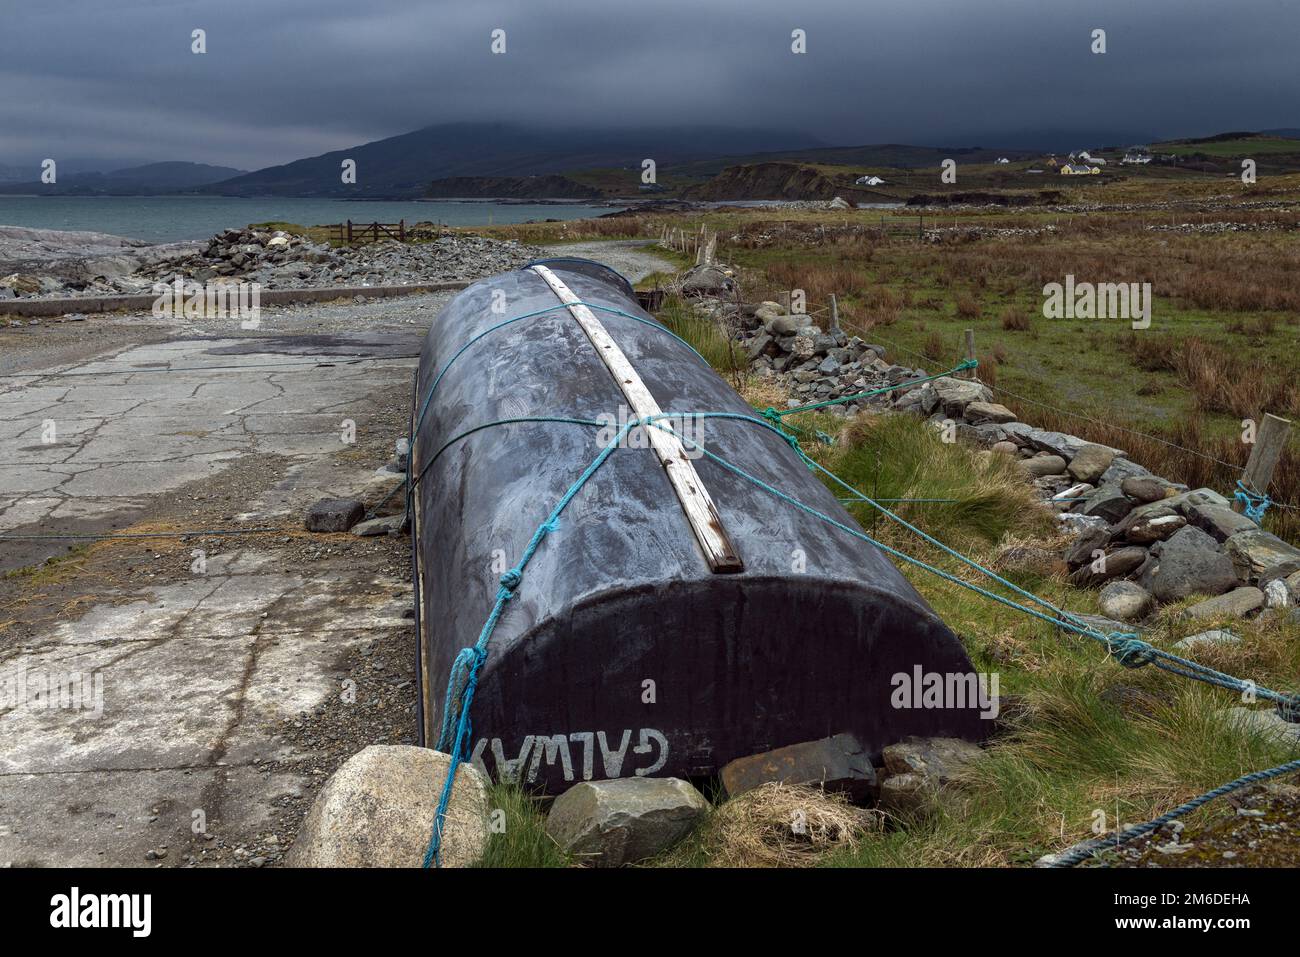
{"left": 829, "top": 294, "right": 841, "bottom": 335}
{"left": 1234, "top": 413, "right": 1293, "bottom": 514}
{"left": 399, "top": 219, "right": 405, "bottom": 242}
{"left": 963, "top": 328, "right": 976, "bottom": 378}
{"left": 346, "top": 220, "right": 353, "bottom": 244}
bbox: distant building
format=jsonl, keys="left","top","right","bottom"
{"left": 995, "top": 157, "right": 1010, "bottom": 164}
{"left": 1060, "top": 163, "right": 1100, "bottom": 175}
{"left": 855, "top": 175, "right": 887, "bottom": 186}
{"left": 1122, "top": 147, "right": 1152, "bottom": 165}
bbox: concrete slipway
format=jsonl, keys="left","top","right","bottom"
{"left": 0, "top": 293, "right": 443, "bottom": 866}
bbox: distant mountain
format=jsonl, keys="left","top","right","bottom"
{"left": 199, "top": 122, "right": 827, "bottom": 198}
{"left": 1262, "top": 128, "right": 1300, "bottom": 140}
{"left": 0, "top": 161, "right": 247, "bottom": 195}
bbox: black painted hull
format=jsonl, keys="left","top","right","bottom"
{"left": 412, "top": 258, "right": 988, "bottom": 793}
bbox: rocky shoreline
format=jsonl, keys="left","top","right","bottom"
{"left": 0, "top": 223, "right": 546, "bottom": 302}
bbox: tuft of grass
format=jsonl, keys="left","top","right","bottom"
{"left": 655, "top": 294, "right": 745, "bottom": 381}
{"left": 797, "top": 412, "right": 1053, "bottom": 551}
{"left": 474, "top": 781, "right": 570, "bottom": 868}
{"left": 1000, "top": 306, "right": 1032, "bottom": 331}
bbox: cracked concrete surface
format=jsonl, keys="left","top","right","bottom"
{"left": 0, "top": 293, "right": 449, "bottom": 866}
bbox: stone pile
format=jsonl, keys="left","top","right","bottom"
{"left": 142, "top": 226, "right": 544, "bottom": 291}
{"left": 893, "top": 378, "right": 1300, "bottom": 626}
{"left": 722, "top": 299, "right": 931, "bottom": 415}
{"left": 2, "top": 225, "right": 545, "bottom": 300}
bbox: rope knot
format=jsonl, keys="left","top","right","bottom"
{"left": 1234, "top": 480, "right": 1271, "bottom": 524}
{"left": 1276, "top": 695, "right": 1300, "bottom": 724}
{"left": 499, "top": 569, "right": 523, "bottom": 593}
{"left": 1107, "top": 633, "right": 1156, "bottom": 669}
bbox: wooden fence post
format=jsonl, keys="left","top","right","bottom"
{"left": 829, "top": 294, "right": 841, "bottom": 335}
{"left": 1234, "top": 413, "right": 1293, "bottom": 513}
{"left": 346, "top": 220, "right": 353, "bottom": 244}
{"left": 963, "top": 328, "right": 976, "bottom": 378}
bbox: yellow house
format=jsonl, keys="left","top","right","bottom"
{"left": 1060, "top": 163, "right": 1100, "bottom": 175}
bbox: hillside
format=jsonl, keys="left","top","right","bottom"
{"left": 679, "top": 162, "right": 864, "bottom": 201}
{"left": 424, "top": 174, "right": 602, "bottom": 200}
{"left": 199, "top": 122, "right": 826, "bottom": 198}
{"left": 0, "top": 161, "right": 247, "bottom": 195}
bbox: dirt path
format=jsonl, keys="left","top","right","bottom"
{"left": 545, "top": 239, "right": 675, "bottom": 283}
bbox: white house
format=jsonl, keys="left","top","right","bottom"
{"left": 855, "top": 175, "right": 887, "bottom": 186}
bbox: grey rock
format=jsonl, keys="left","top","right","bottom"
{"left": 1060, "top": 612, "right": 1137, "bottom": 637}
{"left": 1121, "top": 476, "right": 1174, "bottom": 504}
{"left": 720, "top": 733, "right": 877, "bottom": 802}
{"left": 746, "top": 332, "right": 774, "bottom": 360}
{"left": 765, "top": 314, "right": 800, "bottom": 336}
{"left": 1139, "top": 526, "right": 1238, "bottom": 602}
{"left": 1099, "top": 580, "right": 1154, "bottom": 622}
{"left": 286, "top": 746, "right": 489, "bottom": 867}
{"left": 1067, "top": 444, "right": 1116, "bottom": 484}
{"left": 1225, "top": 528, "right": 1300, "bottom": 581}
{"left": 1076, "top": 484, "right": 1134, "bottom": 524}
{"left": 1066, "top": 526, "right": 1111, "bottom": 569}
{"left": 1225, "top": 708, "right": 1300, "bottom": 746}
{"left": 1183, "top": 586, "right": 1264, "bottom": 621}
{"left": 1099, "top": 458, "right": 1153, "bottom": 485}
{"left": 963, "top": 401, "right": 1017, "bottom": 425}
{"left": 1126, "top": 512, "right": 1187, "bottom": 545}
{"left": 1183, "top": 501, "right": 1258, "bottom": 543}
{"left": 965, "top": 422, "right": 1010, "bottom": 444}
{"left": 879, "top": 736, "right": 984, "bottom": 816}
{"left": 931, "top": 377, "right": 992, "bottom": 417}
{"left": 1019, "top": 454, "right": 1068, "bottom": 478}
{"left": 304, "top": 497, "right": 365, "bottom": 533}
{"left": 545, "top": 778, "right": 708, "bottom": 867}
{"left": 1057, "top": 512, "right": 1111, "bottom": 534}
{"left": 1173, "top": 629, "right": 1242, "bottom": 651}
{"left": 351, "top": 515, "right": 403, "bottom": 537}
{"left": 1263, "top": 578, "right": 1292, "bottom": 609}
{"left": 1069, "top": 546, "right": 1147, "bottom": 587}
{"left": 1022, "top": 429, "right": 1124, "bottom": 462}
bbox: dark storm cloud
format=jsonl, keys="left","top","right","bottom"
{"left": 1, "top": 0, "right": 1296, "bottom": 171}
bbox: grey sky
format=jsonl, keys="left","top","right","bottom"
{"left": 2, "top": 0, "right": 1296, "bottom": 170}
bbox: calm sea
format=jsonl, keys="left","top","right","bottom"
{"left": 0, "top": 196, "right": 604, "bottom": 244}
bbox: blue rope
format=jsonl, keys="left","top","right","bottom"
{"left": 1234, "top": 479, "right": 1272, "bottom": 524}
{"left": 1047, "top": 758, "right": 1300, "bottom": 867}
{"left": 421, "top": 418, "right": 644, "bottom": 868}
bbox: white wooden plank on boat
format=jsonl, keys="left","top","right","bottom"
{"left": 531, "top": 264, "right": 743, "bottom": 573}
